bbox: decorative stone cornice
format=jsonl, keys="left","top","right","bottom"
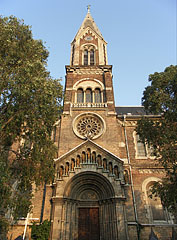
{"left": 65, "top": 65, "right": 112, "bottom": 74}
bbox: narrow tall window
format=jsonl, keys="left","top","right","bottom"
{"left": 90, "top": 49, "right": 95, "bottom": 65}
{"left": 136, "top": 134, "right": 146, "bottom": 157}
{"left": 86, "top": 88, "right": 92, "bottom": 103}
{"left": 95, "top": 88, "right": 101, "bottom": 103}
{"left": 84, "top": 50, "right": 88, "bottom": 65}
{"left": 77, "top": 88, "right": 84, "bottom": 103}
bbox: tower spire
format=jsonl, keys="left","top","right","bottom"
{"left": 87, "top": 4, "right": 91, "bottom": 13}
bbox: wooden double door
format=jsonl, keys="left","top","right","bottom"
{"left": 78, "top": 208, "right": 100, "bottom": 240}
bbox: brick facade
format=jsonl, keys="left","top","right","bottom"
{"left": 9, "top": 10, "right": 176, "bottom": 240}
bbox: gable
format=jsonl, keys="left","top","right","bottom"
{"left": 54, "top": 140, "right": 124, "bottom": 186}
{"left": 55, "top": 139, "right": 123, "bottom": 164}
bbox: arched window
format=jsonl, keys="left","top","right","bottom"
{"left": 103, "top": 158, "right": 107, "bottom": 170}
{"left": 77, "top": 88, "right": 84, "bottom": 103}
{"left": 95, "top": 88, "right": 101, "bottom": 103}
{"left": 87, "top": 148, "right": 91, "bottom": 162}
{"left": 71, "top": 158, "right": 75, "bottom": 171}
{"left": 124, "top": 170, "right": 129, "bottom": 184}
{"left": 97, "top": 155, "right": 102, "bottom": 166}
{"left": 65, "top": 162, "right": 69, "bottom": 175}
{"left": 84, "top": 50, "right": 88, "bottom": 65}
{"left": 76, "top": 155, "right": 80, "bottom": 167}
{"left": 92, "top": 151, "right": 96, "bottom": 163}
{"left": 147, "top": 182, "right": 167, "bottom": 221}
{"left": 86, "top": 88, "right": 92, "bottom": 103}
{"left": 90, "top": 49, "right": 95, "bottom": 65}
{"left": 109, "top": 162, "right": 113, "bottom": 174}
{"left": 114, "top": 166, "right": 119, "bottom": 178}
{"left": 59, "top": 166, "right": 64, "bottom": 179}
{"left": 82, "top": 151, "right": 86, "bottom": 163}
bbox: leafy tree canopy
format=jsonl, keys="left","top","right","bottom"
{"left": 0, "top": 16, "right": 63, "bottom": 235}
{"left": 136, "top": 65, "right": 177, "bottom": 221}
{"left": 31, "top": 220, "right": 51, "bottom": 240}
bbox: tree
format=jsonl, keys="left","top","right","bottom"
{"left": 0, "top": 16, "right": 63, "bottom": 236}
{"left": 31, "top": 220, "right": 51, "bottom": 240}
{"left": 136, "top": 65, "right": 177, "bottom": 222}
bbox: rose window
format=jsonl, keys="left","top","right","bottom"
{"left": 73, "top": 113, "right": 105, "bottom": 139}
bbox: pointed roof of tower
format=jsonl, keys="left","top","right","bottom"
{"left": 73, "top": 6, "right": 104, "bottom": 41}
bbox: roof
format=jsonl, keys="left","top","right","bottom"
{"left": 73, "top": 9, "right": 104, "bottom": 41}
{"left": 115, "top": 106, "right": 151, "bottom": 116}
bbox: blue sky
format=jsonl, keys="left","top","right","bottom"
{"left": 1, "top": 0, "right": 176, "bottom": 106}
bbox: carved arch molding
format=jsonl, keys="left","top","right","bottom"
{"left": 52, "top": 172, "right": 126, "bottom": 240}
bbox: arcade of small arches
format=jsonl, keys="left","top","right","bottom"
{"left": 56, "top": 148, "right": 124, "bottom": 179}
{"left": 76, "top": 87, "right": 103, "bottom": 103}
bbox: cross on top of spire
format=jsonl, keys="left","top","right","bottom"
{"left": 87, "top": 5, "right": 91, "bottom": 13}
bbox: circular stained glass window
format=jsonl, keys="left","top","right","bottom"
{"left": 73, "top": 113, "right": 105, "bottom": 139}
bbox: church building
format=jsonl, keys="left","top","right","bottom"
{"left": 11, "top": 7, "right": 175, "bottom": 240}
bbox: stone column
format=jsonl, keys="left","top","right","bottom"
{"left": 92, "top": 90, "right": 95, "bottom": 103}
{"left": 69, "top": 201, "right": 74, "bottom": 239}
{"left": 101, "top": 91, "right": 103, "bottom": 103}
{"left": 60, "top": 202, "right": 66, "bottom": 240}
{"left": 112, "top": 201, "right": 119, "bottom": 240}
{"left": 65, "top": 201, "right": 70, "bottom": 240}
{"left": 99, "top": 204, "right": 104, "bottom": 240}
{"left": 115, "top": 199, "right": 127, "bottom": 240}
{"left": 84, "top": 91, "right": 86, "bottom": 103}
{"left": 74, "top": 91, "right": 77, "bottom": 103}
{"left": 51, "top": 198, "right": 63, "bottom": 240}
{"left": 108, "top": 201, "right": 113, "bottom": 240}
{"left": 105, "top": 202, "right": 109, "bottom": 240}
{"left": 102, "top": 202, "right": 106, "bottom": 239}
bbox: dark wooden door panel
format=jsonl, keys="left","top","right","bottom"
{"left": 78, "top": 208, "right": 99, "bottom": 240}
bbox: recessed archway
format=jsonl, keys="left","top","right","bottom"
{"left": 55, "top": 171, "right": 119, "bottom": 240}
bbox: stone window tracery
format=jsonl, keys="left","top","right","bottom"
{"left": 75, "top": 115, "right": 103, "bottom": 139}
{"left": 73, "top": 113, "right": 106, "bottom": 140}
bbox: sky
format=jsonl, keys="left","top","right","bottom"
{"left": 1, "top": 0, "right": 176, "bottom": 106}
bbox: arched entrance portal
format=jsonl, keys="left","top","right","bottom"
{"left": 52, "top": 171, "right": 123, "bottom": 240}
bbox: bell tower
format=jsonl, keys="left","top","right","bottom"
{"left": 59, "top": 7, "right": 121, "bottom": 157}
{"left": 51, "top": 8, "right": 127, "bottom": 240}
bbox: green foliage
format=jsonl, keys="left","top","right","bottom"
{"left": 31, "top": 220, "right": 51, "bottom": 240}
{"left": 136, "top": 65, "right": 177, "bottom": 221}
{"left": 0, "top": 15, "right": 63, "bottom": 234}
